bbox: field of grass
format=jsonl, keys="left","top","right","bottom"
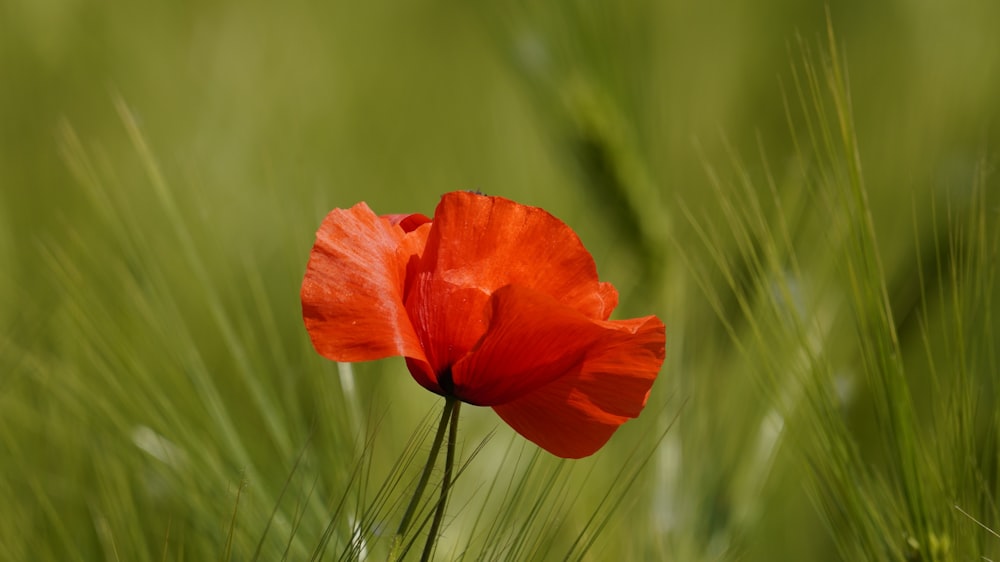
{"left": 2, "top": 1, "right": 999, "bottom": 560}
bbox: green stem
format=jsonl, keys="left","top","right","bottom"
{"left": 389, "top": 397, "right": 457, "bottom": 560}
{"left": 420, "top": 400, "right": 461, "bottom": 562}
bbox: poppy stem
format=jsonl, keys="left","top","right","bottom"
{"left": 420, "top": 399, "right": 461, "bottom": 562}
{"left": 389, "top": 397, "right": 457, "bottom": 559}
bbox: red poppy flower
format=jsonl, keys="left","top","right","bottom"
{"left": 301, "top": 191, "right": 665, "bottom": 458}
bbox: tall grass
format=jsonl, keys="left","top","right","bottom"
{"left": 2, "top": 1, "right": 999, "bottom": 560}
{"left": 668, "top": 21, "right": 1000, "bottom": 561}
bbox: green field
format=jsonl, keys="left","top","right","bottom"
{"left": 2, "top": 1, "right": 999, "bottom": 560}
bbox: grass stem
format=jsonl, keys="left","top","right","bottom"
{"left": 389, "top": 397, "right": 457, "bottom": 560}
{"left": 421, "top": 400, "right": 462, "bottom": 562}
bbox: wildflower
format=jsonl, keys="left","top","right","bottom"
{"left": 302, "top": 191, "right": 664, "bottom": 458}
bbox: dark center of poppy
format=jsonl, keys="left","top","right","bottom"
{"left": 438, "top": 365, "right": 455, "bottom": 396}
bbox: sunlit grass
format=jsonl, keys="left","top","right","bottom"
{"left": 668, "top": 22, "right": 1000, "bottom": 561}
{"left": 2, "top": 1, "right": 1000, "bottom": 561}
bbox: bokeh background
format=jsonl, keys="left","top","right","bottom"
{"left": 2, "top": 0, "right": 999, "bottom": 560}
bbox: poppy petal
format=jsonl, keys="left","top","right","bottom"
{"left": 383, "top": 212, "right": 431, "bottom": 232}
{"left": 451, "top": 285, "right": 663, "bottom": 412}
{"left": 447, "top": 285, "right": 597, "bottom": 405}
{"left": 301, "top": 202, "right": 428, "bottom": 367}
{"left": 490, "top": 311, "right": 664, "bottom": 459}
{"left": 417, "top": 192, "right": 617, "bottom": 321}
{"left": 404, "top": 356, "right": 441, "bottom": 395}
{"left": 404, "top": 274, "right": 491, "bottom": 380}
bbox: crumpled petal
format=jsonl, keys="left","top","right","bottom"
{"left": 301, "top": 202, "right": 428, "bottom": 367}
{"left": 383, "top": 212, "right": 431, "bottom": 232}
{"left": 490, "top": 311, "right": 665, "bottom": 459}
{"left": 416, "top": 192, "right": 619, "bottom": 324}
{"left": 449, "top": 284, "right": 611, "bottom": 405}
{"left": 404, "top": 275, "right": 491, "bottom": 382}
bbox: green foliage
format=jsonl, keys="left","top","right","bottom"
{"left": 2, "top": 1, "right": 999, "bottom": 560}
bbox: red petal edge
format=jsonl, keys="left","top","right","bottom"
{"left": 418, "top": 192, "right": 618, "bottom": 321}
{"left": 384, "top": 213, "right": 431, "bottom": 233}
{"left": 301, "top": 202, "right": 428, "bottom": 367}
{"left": 450, "top": 285, "right": 613, "bottom": 406}
{"left": 490, "top": 307, "right": 665, "bottom": 459}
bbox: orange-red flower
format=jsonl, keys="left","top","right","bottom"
{"left": 301, "top": 191, "right": 665, "bottom": 458}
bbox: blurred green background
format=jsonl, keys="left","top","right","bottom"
{"left": 2, "top": 0, "right": 999, "bottom": 560}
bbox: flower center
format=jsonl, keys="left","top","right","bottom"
{"left": 438, "top": 365, "right": 455, "bottom": 396}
